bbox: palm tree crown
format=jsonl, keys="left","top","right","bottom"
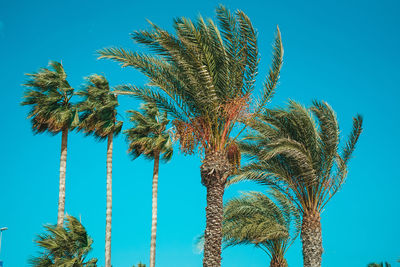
{"left": 22, "top": 61, "right": 78, "bottom": 133}
{"left": 125, "top": 103, "right": 173, "bottom": 161}
{"left": 368, "top": 263, "right": 391, "bottom": 267}
{"left": 29, "top": 215, "right": 97, "bottom": 267}
{"left": 77, "top": 74, "right": 122, "bottom": 138}
{"left": 222, "top": 190, "right": 300, "bottom": 267}
{"left": 98, "top": 5, "right": 282, "bottom": 159}
{"left": 235, "top": 100, "right": 363, "bottom": 214}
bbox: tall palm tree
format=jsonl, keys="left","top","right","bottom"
{"left": 221, "top": 190, "right": 300, "bottom": 267}
{"left": 22, "top": 61, "right": 78, "bottom": 227}
{"left": 77, "top": 74, "right": 122, "bottom": 267}
{"left": 125, "top": 103, "right": 173, "bottom": 267}
{"left": 29, "top": 215, "right": 98, "bottom": 267}
{"left": 231, "top": 100, "right": 363, "bottom": 267}
{"left": 98, "top": 6, "right": 283, "bottom": 266}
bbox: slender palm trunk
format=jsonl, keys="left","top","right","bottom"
{"left": 105, "top": 133, "right": 113, "bottom": 267}
{"left": 149, "top": 151, "right": 160, "bottom": 267}
{"left": 201, "top": 151, "right": 231, "bottom": 267}
{"left": 301, "top": 211, "right": 323, "bottom": 267}
{"left": 57, "top": 128, "right": 68, "bottom": 227}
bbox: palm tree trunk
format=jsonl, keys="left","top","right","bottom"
{"left": 301, "top": 211, "right": 323, "bottom": 267}
{"left": 270, "top": 256, "right": 288, "bottom": 267}
{"left": 57, "top": 128, "right": 68, "bottom": 227}
{"left": 201, "top": 151, "right": 231, "bottom": 267}
{"left": 149, "top": 151, "right": 160, "bottom": 267}
{"left": 105, "top": 133, "right": 113, "bottom": 267}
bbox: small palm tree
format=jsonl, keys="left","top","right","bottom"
{"left": 22, "top": 61, "right": 79, "bottom": 227}
{"left": 77, "top": 74, "right": 122, "bottom": 267}
{"left": 125, "top": 103, "right": 173, "bottom": 267}
{"left": 368, "top": 263, "right": 391, "bottom": 267}
{"left": 29, "top": 215, "right": 97, "bottom": 267}
{"left": 232, "top": 100, "right": 363, "bottom": 267}
{"left": 98, "top": 6, "right": 283, "bottom": 266}
{"left": 222, "top": 190, "right": 300, "bottom": 267}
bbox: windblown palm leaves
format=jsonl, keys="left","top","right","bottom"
{"left": 77, "top": 74, "right": 122, "bottom": 138}
{"left": 223, "top": 190, "right": 300, "bottom": 267}
{"left": 22, "top": 61, "right": 78, "bottom": 134}
{"left": 125, "top": 103, "right": 173, "bottom": 161}
{"left": 98, "top": 5, "right": 282, "bottom": 158}
{"left": 98, "top": 5, "right": 283, "bottom": 266}
{"left": 125, "top": 103, "right": 173, "bottom": 267}
{"left": 29, "top": 215, "right": 97, "bottom": 267}
{"left": 22, "top": 61, "right": 78, "bottom": 226}
{"left": 232, "top": 100, "right": 363, "bottom": 267}
{"left": 77, "top": 74, "right": 122, "bottom": 267}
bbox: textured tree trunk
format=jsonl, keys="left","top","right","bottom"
{"left": 149, "top": 151, "right": 160, "bottom": 267}
{"left": 201, "top": 151, "right": 231, "bottom": 267}
{"left": 270, "top": 256, "right": 288, "bottom": 267}
{"left": 105, "top": 133, "right": 113, "bottom": 267}
{"left": 301, "top": 211, "right": 323, "bottom": 267}
{"left": 57, "top": 128, "right": 68, "bottom": 227}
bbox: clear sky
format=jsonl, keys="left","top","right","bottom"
{"left": 0, "top": 0, "right": 399, "bottom": 266}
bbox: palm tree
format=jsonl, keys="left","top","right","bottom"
{"left": 77, "top": 74, "right": 122, "bottom": 267}
{"left": 98, "top": 6, "right": 283, "bottom": 266}
{"left": 231, "top": 100, "right": 363, "bottom": 267}
{"left": 22, "top": 61, "right": 78, "bottom": 227}
{"left": 368, "top": 263, "right": 391, "bottom": 267}
{"left": 125, "top": 103, "right": 173, "bottom": 267}
{"left": 222, "top": 190, "right": 300, "bottom": 267}
{"left": 29, "top": 215, "right": 98, "bottom": 267}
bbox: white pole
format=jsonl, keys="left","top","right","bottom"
{"left": 0, "top": 228, "right": 8, "bottom": 257}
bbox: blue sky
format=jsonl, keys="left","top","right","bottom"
{"left": 0, "top": 0, "right": 399, "bottom": 266}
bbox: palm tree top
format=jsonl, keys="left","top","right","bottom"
{"left": 77, "top": 74, "right": 123, "bottom": 139}
{"left": 125, "top": 102, "right": 173, "bottom": 162}
{"left": 233, "top": 100, "right": 363, "bottom": 214}
{"left": 223, "top": 189, "right": 300, "bottom": 255}
{"left": 29, "top": 215, "right": 97, "bottom": 266}
{"left": 368, "top": 263, "right": 391, "bottom": 267}
{"left": 98, "top": 5, "right": 283, "bottom": 156}
{"left": 22, "top": 61, "right": 78, "bottom": 134}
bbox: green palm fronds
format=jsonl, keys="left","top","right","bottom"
{"left": 125, "top": 102, "right": 173, "bottom": 161}
{"left": 98, "top": 5, "right": 283, "bottom": 155}
{"left": 77, "top": 74, "right": 122, "bottom": 138}
{"left": 22, "top": 61, "right": 78, "bottom": 133}
{"left": 29, "top": 215, "right": 98, "bottom": 267}
{"left": 223, "top": 190, "right": 300, "bottom": 262}
{"left": 232, "top": 100, "right": 363, "bottom": 214}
